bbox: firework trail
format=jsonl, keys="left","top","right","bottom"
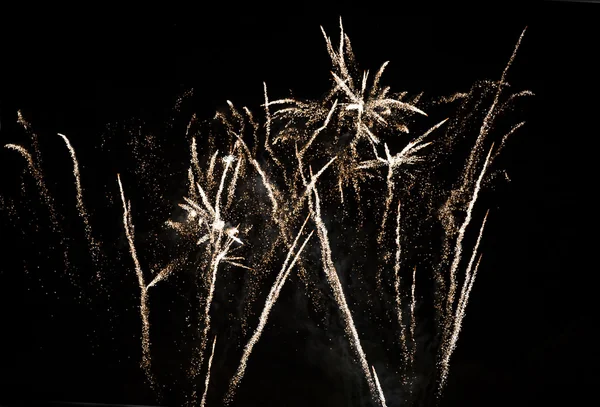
{"left": 298, "top": 100, "right": 339, "bottom": 158}
{"left": 443, "top": 142, "right": 493, "bottom": 319}
{"left": 146, "top": 258, "right": 184, "bottom": 289}
{"left": 224, "top": 218, "right": 314, "bottom": 404}
{"left": 456, "top": 211, "right": 489, "bottom": 318}
{"left": 4, "top": 142, "right": 71, "bottom": 276}
{"left": 372, "top": 366, "right": 388, "bottom": 407}
{"left": 190, "top": 239, "right": 232, "bottom": 404}
{"left": 230, "top": 130, "right": 280, "bottom": 217}
{"left": 437, "top": 28, "right": 528, "bottom": 327}
{"left": 439, "top": 144, "right": 493, "bottom": 392}
{"left": 491, "top": 121, "right": 527, "bottom": 164}
{"left": 4, "top": 144, "right": 61, "bottom": 233}
{"left": 440, "top": 28, "right": 527, "bottom": 333}
{"left": 117, "top": 174, "right": 156, "bottom": 390}
{"left": 58, "top": 133, "right": 101, "bottom": 268}
{"left": 439, "top": 212, "right": 489, "bottom": 392}
{"left": 200, "top": 336, "right": 217, "bottom": 407}
{"left": 410, "top": 266, "right": 417, "bottom": 365}
{"left": 190, "top": 136, "right": 202, "bottom": 194}
{"left": 392, "top": 200, "right": 410, "bottom": 374}
{"left": 311, "top": 185, "right": 378, "bottom": 402}
{"left": 214, "top": 154, "right": 233, "bottom": 224}
{"left": 462, "top": 28, "right": 527, "bottom": 188}
{"left": 297, "top": 150, "right": 379, "bottom": 403}
{"left": 437, "top": 255, "right": 484, "bottom": 397}
{"left": 262, "top": 83, "right": 285, "bottom": 173}
{"left": 207, "top": 151, "right": 219, "bottom": 189}
{"left": 226, "top": 152, "right": 243, "bottom": 210}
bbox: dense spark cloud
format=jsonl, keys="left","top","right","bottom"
{"left": 0, "top": 18, "right": 531, "bottom": 407}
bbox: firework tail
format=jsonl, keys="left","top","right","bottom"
{"left": 117, "top": 174, "right": 158, "bottom": 393}
{"left": 296, "top": 148, "right": 380, "bottom": 404}
{"left": 224, "top": 217, "right": 314, "bottom": 404}
{"left": 58, "top": 133, "right": 101, "bottom": 272}
{"left": 439, "top": 144, "right": 493, "bottom": 394}
{"left": 200, "top": 336, "right": 217, "bottom": 407}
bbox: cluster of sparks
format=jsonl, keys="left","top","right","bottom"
{"left": 1, "top": 18, "right": 531, "bottom": 407}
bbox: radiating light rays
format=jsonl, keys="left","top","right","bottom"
{"left": 321, "top": 18, "right": 427, "bottom": 150}
{"left": 2, "top": 18, "right": 530, "bottom": 407}
{"left": 270, "top": 19, "right": 431, "bottom": 210}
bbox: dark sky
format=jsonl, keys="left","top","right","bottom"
{"left": 1, "top": 5, "right": 599, "bottom": 407}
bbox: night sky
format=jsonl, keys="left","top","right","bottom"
{"left": 1, "top": 5, "right": 599, "bottom": 407}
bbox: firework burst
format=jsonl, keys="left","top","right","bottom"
{"left": 1, "top": 18, "right": 531, "bottom": 407}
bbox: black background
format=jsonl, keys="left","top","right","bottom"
{"left": 1, "top": 5, "right": 598, "bottom": 407}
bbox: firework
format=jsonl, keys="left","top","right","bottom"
{"left": 1, "top": 18, "right": 530, "bottom": 407}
